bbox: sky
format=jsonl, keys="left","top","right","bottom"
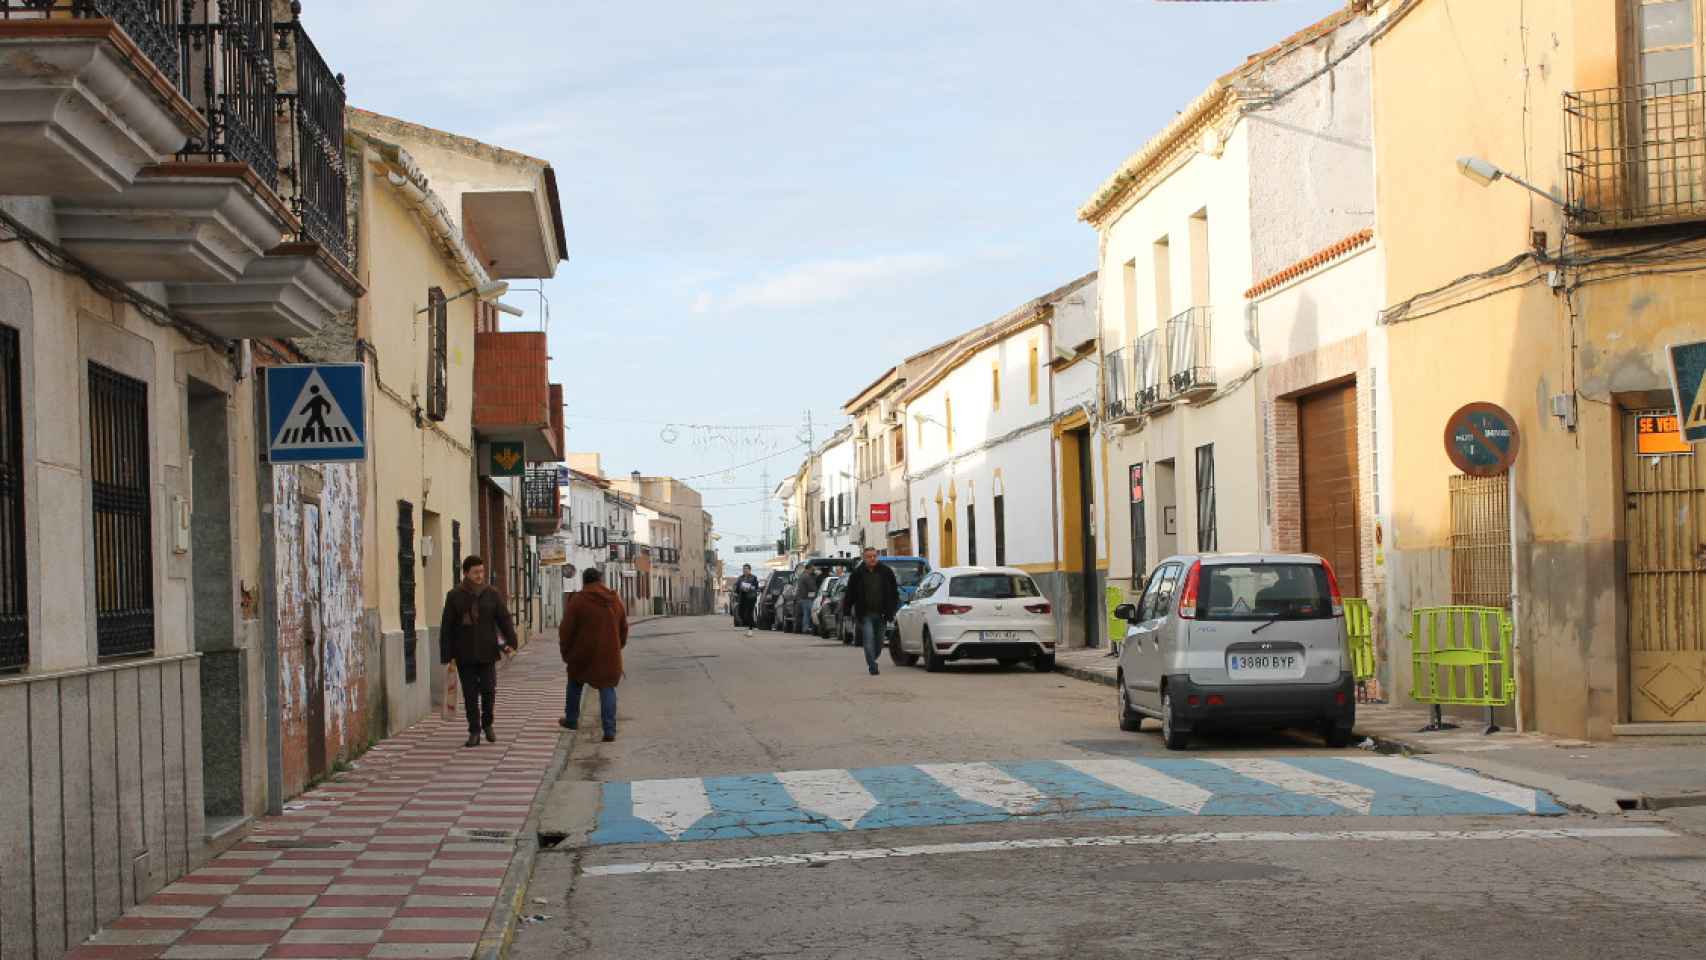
{"left": 303, "top": 0, "right": 1344, "bottom": 561}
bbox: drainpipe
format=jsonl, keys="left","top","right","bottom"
{"left": 253, "top": 368, "right": 284, "bottom": 815}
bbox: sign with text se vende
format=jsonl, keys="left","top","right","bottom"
{"left": 870, "top": 502, "right": 891, "bottom": 523}
{"left": 1443, "top": 401, "right": 1521, "bottom": 477}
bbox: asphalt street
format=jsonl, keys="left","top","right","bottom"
{"left": 511, "top": 616, "right": 1706, "bottom": 960}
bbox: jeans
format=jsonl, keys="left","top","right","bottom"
{"left": 798, "top": 598, "right": 815, "bottom": 633}
{"left": 566, "top": 680, "right": 618, "bottom": 736}
{"left": 456, "top": 661, "right": 497, "bottom": 735}
{"left": 859, "top": 614, "right": 886, "bottom": 670}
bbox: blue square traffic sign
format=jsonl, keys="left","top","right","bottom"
{"left": 265, "top": 363, "right": 368, "bottom": 463}
{"left": 1669, "top": 340, "right": 1706, "bottom": 444}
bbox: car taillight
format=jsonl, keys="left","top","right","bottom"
{"left": 937, "top": 603, "right": 972, "bottom": 615}
{"left": 1025, "top": 602, "right": 1052, "bottom": 614}
{"left": 1176, "top": 561, "right": 1202, "bottom": 619}
{"left": 1322, "top": 559, "right": 1345, "bottom": 617}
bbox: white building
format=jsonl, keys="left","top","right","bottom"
{"left": 562, "top": 463, "right": 611, "bottom": 594}
{"left": 816, "top": 427, "right": 859, "bottom": 559}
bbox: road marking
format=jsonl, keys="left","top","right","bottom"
{"left": 1058, "top": 758, "right": 1213, "bottom": 815}
{"left": 1339, "top": 755, "right": 1545, "bottom": 813}
{"left": 775, "top": 769, "right": 880, "bottom": 830}
{"left": 629, "top": 777, "right": 714, "bottom": 840}
{"left": 582, "top": 826, "right": 1676, "bottom": 877}
{"left": 917, "top": 762, "right": 1049, "bottom": 814}
{"left": 1207, "top": 758, "right": 1376, "bottom": 815}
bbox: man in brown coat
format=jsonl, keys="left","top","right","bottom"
{"left": 559, "top": 566, "right": 628, "bottom": 741}
{"left": 440, "top": 555, "right": 518, "bottom": 748}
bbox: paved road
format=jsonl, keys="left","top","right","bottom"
{"left": 512, "top": 617, "right": 1706, "bottom": 960}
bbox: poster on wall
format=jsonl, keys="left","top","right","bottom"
{"left": 538, "top": 538, "right": 568, "bottom": 566}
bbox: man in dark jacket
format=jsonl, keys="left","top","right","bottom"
{"left": 794, "top": 565, "right": 819, "bottom": 634}
{"left": 733, "top": 565, "right": 760, "bottom": 633}
{"left": 559, "top": 567, "right": 628, "bottom": 741}
{"left": 440, "top": 555, "right": 518, "bottom": 747}
{"left": 841, "top": 547, "right": 899, "bottom": 675}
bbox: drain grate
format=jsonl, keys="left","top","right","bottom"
{"left": 450, "top": 828, "right": 518, "bottom": 844}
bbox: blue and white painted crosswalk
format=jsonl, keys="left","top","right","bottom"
{"left": 589, "top": 755, "right": 1565, "bottom": 846}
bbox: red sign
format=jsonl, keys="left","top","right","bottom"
{"left": 870, "top": 502, "right": 892, "bottom": 523}
{"left": 1129, "top": 463, "right": 1144, "bottom": 503}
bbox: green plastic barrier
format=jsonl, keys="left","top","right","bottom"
{"left": 1105, "top": 584, "right": 1127, "bottom": 653}
{"left": 1407, "top": 605, "right": 1514, "bottom": 733}
{"left": 1344, "top": 597, "right": 1375, "bottom": 682}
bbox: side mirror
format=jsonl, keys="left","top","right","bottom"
{"left": 1114, "top": 603, "right": 1138, "bottom": 623}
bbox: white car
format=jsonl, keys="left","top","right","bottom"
{"left": 892, "top": 566, "right": 1058, "bottom": 672}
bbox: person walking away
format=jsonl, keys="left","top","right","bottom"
{"left": 560, "top": 566, "right": 628, "bottom": 741}
{"left": 841, "top": 547, "right": 899, "bottom": 676}
{"left": 734, "top": 564, "right": 760, "bottom": 634}
{"left": 794, "top": 565, "right": 819, "bottom": 634}
{"left": 439, "top": 555, "right": 517, "bottom": 747}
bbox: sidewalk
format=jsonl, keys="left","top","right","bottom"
{"left": 1051, "top": 645, "right": 1706, "bottom": 815}
{"left": 66, "top": 643, "right": 570, "bottom": 960}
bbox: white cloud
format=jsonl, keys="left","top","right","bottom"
{"left": 707, "top": 252, "right": 951, "bottom": 312}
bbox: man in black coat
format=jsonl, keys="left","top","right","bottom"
{"left": 840, "top": 547, "right": 899, "bottom": 676}
{"left": 440, "top": 555, "right": 518, "bottom": 747}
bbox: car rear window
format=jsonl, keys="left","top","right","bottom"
{"left": 949, "top": 574, "right": 1041, "bottom": 599}
{"left": 883, "top": 560, "right": 928, "bottom": 586}
{"left": 1199, "top": 563, "right": 1333, "bottom": 620}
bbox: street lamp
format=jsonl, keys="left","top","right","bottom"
{"left": 1455, "top": 155, "right": 1566, "bottom": 208}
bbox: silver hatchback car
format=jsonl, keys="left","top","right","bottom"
{"left": 1113, "top": 553, "right": 1355, "bottom": 750}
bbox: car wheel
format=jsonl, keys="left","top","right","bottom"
{"left": 891, "top": 629, "right": 918, "bottom": 667}
{"left": 1033, "top": 652, "right": 1056, "bottom": 673}
{"left": 1160, "top": 690, "right": 1188, "bottom": 751}
{"left": 1118, "top": 675, "right": 1144, "bottom": 732}
{"left": 923, "top": 629, "right": 944, "bottom": 673}
{"left": 1322, "top": 721, "right": 1353, "bottom": 749}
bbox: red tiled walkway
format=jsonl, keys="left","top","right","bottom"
{"left": 69, "top": 645, "right": 566, "bottom": 960}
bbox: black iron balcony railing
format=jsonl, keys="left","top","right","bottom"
{"left": 523, "top": 465, "right": 561, "bottom": 532}
{"left": 1, "top": 1, "right": 183, "bottom": 90}
{"left": 176, "top": 0, "right": 278, "bottom": 189}
{"left": 1165, "top": 306, "right": 1215, "bottom": 396}
{"left": 1133, "top": 328, "right": 1166, "bottom": 409}
{"left": 1566, "top": 76, "right": 1706, "bottom": 232}
{"left": 1105, "top": 343, "right": 1135, "bottom": 420}
{"left": 275, "top": 12, "right": 351, "bottom": 265}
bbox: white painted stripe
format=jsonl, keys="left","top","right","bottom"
{"left": 1060, "top": 758, "right": 1214, "bottom": 814}
{"left": 775, "top": 769, "right": 880, "bottom": 830}
{"left": 918, "top": 762, "right": 1049, "bottom": 814}
{"left": 582, "top": 827, "right": 1674, "bottom": 877}
{"left": 629, "top": 777, "right": 713, "bottom": 840}
{"left": 1208, "top": 758, "right": 1377, "bottom": 815}
{"left": 1342, "top": 756, "right": 1543, "bottom": 813}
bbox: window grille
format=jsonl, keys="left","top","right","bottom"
{"left": 993, "top": 495, "right": 1006, "bottom": 567}
{"left": 426, "top": 287, "right": 448, "bottom": 421}
{"left": 0, "top": 325, "right": 24, "bottom": 672}
{"left": 966, "top": 504, "right": 978, "bottom": 567}
{"left": 1195, "top": 444, "right": 1217, "bottom": 552}
{"left": 398, "top": 500, "right": 416, "bottom": 683}
{"left": 1450, "top": 474, "right": 1512, "bottom": 609}
{"left": 90, "top": 363, "right": 154, "bottom": 659}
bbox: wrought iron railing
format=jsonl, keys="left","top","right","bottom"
{"left": 1105, "top": 344, "right": 1135, "bottom": 419}
{"left": 275, "top": 12, "right": 351, "bottom": 264}
{"left": 176, "top": 0, "right": 278, "bottom": 189}
{"left": 1133, "top": 329, "right": 1166, "bottom": 409}
{"left": 1165, "top": 306, "right": 1215, "bottom": 395}
{"left": 0, "top": 1, "right": 183, "bottom": 90}
{"left": 90, "top": 363, "right": 154, "bottom": 660}
{"left": 523, "top": 466, "right": 561, "bottom": 527}
{"left": 1566, "top": 77, "right": 1706, "bottom": 231}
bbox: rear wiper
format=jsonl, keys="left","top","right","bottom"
{"left": 1250, "top": 617, "right": 1282, "bottom": 634}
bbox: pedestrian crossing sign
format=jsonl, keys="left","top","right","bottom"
{"left": 265, "top": 363, "right": 367, "bottom": 463}
{"left": 1668, "top": 340, "right": 1706, "bottom": 445}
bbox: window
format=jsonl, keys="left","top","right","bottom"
{"left": 1138, "top": 563, "right": 1181, "bottom": 621}
{"left": 965, "top": 504, "right": 977, "bottom": 566}
{"left": 948, "top": 573, "right": 1040, "bottom": 599}
{"left": 819, "top": 500, "right": 827, "bottom": 532}
{"left": 90, "top": 363, "right": 153, "bottom": 659}
{"left": 1189, "top": 209, "right": 1210, "bottom": 309}
{"left": 1195, "top": 444, "right": 1217, "bottom": 551}
{"left": 993, "top": 495, "right": 1006, "bottom": 567}
{"left": 0, "top": 326, "right": 23, "bottom": 672}
{"left": 452, "top": 519, "right": 462, "bottom": 580}
{"left": 426, "top": 286, "right": 448, "bottom": 421}
{"left": 1197, "top": 562, "right": 1334, "bottom": 621}
{"left": 916, "top": 518, "right": 929, "bottom": 564}
{"left": 883, "top": 559, "right": 929, "bottom": 587}
{"left": 398, "top": 500, "right": 417, "bottom": 683}
{"left": 1029, "top": 342, "right": 1040, "bottom": 405}
{"left": 1636, "top": 0, "right": 1698, "bottom": 85}
{"left": 992, "top": 362, "right": 1001, "bottom": 410}
{"left": 1122, "top": 259, "right": 1138, "bottom": 341}
{"left": 893, "top": 429, "right": 904, "bottom": 466}
{"left": 945, "top": 395, "right": 954, "bottom": 450}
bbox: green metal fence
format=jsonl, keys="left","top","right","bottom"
{"left": 1407, "top": 605, "right": 1515, "bottom": 733}
{"left": 1106, "top": 584, "right": 1128, "bottom": 654}
{"left": 1344, "top": 597, "right": 1375, "bottom": 683}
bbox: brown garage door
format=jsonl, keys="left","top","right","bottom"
{"left": 1299, "top": 384, "right": 1361, "bottom": 598}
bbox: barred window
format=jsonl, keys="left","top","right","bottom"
{"left": 1195, "top": 444, "right": 1217, "bottom": 552}
{"left": 398, "top": 500, "right": 416, "bottom": 683}
{"left": 90, "top": 363, "right": 153, "bottom": 659}
{"left": 426, "top": 287, "right": 448, "bottom": 422}
{"left": 0, "top": 326, "right": 24, "bottom": 672}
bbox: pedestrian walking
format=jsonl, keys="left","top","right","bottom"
{"left": 439, "top": 555, "right": 518, "bottom": 748}
{"left": 794, "top": 564, "right": 818, "bottom": 634}
{"left": 559, "top": 566, "right": 629, "bottom": 742}
{"left": 841, "top": 547, "right": 899, "bottom": 676}
{"left": 734, "top": 564, "right": 760, "bottom": 635}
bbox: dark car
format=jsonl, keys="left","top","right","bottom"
{"left": 756, "top": 570, "right": 793, "bottom": 630}
{"left": 780, "top": 558, "right": 856, "bottom": 633}
{"left": 826, "top": 555, "right": 931, "bottom": 649}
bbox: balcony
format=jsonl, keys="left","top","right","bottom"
{"left": 1566, "top": 77, "right": 1706, "bottom": 232}
{"left": 1133, "top": 328, "right": 1168, "bottom": 412}
{"left": 473, "top": 331, "right": 560, "bottom": 463}
{"left": 522, "top": 465, "right": 560, "bottom": 537}
{"left": 1105, "top": 343, "right": 1137, "bottom": 421}
{"left": 1165, "top": 306, "right": 1215, "bottom": 399}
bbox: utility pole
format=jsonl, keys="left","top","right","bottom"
{"left": 759, "top": 464, "right": 771, "bottom": 551}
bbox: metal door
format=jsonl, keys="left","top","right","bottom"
{"left": 1626, "top": 410, "right": 1706, "bottom": 722}
{"left": 302, "top": 501, "right": 327, "bottom": 780}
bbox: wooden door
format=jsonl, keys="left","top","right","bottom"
{"left": 1626, "top": 409, "right": 1706, "bottom": 722}
{"left": 1299, "top": 385, "right": 1361, "bottom": 598}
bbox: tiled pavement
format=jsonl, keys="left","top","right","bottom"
{"left": 68, "top": 645, "right": 568, "bottom": 960}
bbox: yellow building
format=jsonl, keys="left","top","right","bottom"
{"left": 1369, "top": 0, "right": 1705, "bottom": 737}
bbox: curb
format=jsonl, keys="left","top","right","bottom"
{"left": 1053, "top": 661, "right": 1117, "bottom": 689}
{"left": 473, "top": 714, "right": 578, "bottom": 960}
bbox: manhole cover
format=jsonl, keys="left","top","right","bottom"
{"left": 450, "top": 828, "right": 518, "bottom": 844}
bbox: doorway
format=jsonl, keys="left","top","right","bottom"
{"left": 188, "top": 381, "right": 241, "bottom": 820}
{"left": 301, "top": 496, "right": 327, "bottom": 781}
{"left": 1624, "top": 408, "right": 1706, "bottom": 723}
{"left": 1154, "top": 458, "right": 1179, "bottom": 560}
{"left": 1299, "top": 383, "right": 1362, "bottom": 596}
{"left": 1060, "top": 427, "right": 1099, "bottom": 647}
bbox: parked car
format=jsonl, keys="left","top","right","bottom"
{"left": 755, "top": 570, "right": 792, "bottom": 630}
{"left": 1112, "top": 553, "right": 1355, "bottom": 751}
{"left": 780, "top": 558, "right": 855, "bottom": 633}
{"left": 813, "top": 576, "right": 844, "bottom": 638}
{"left": 892, "top": 566, "right": 1057, "bottom": 672}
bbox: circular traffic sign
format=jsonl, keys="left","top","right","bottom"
{"left": 1444, "top": 402, "right": 1521, "bottom": 476}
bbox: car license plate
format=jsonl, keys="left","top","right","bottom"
{"left": 981, "top": 631, "right": 1023, "bottom": 642}
{"left": 1226, "top": 652, "right": 1305, "bottom": 679}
